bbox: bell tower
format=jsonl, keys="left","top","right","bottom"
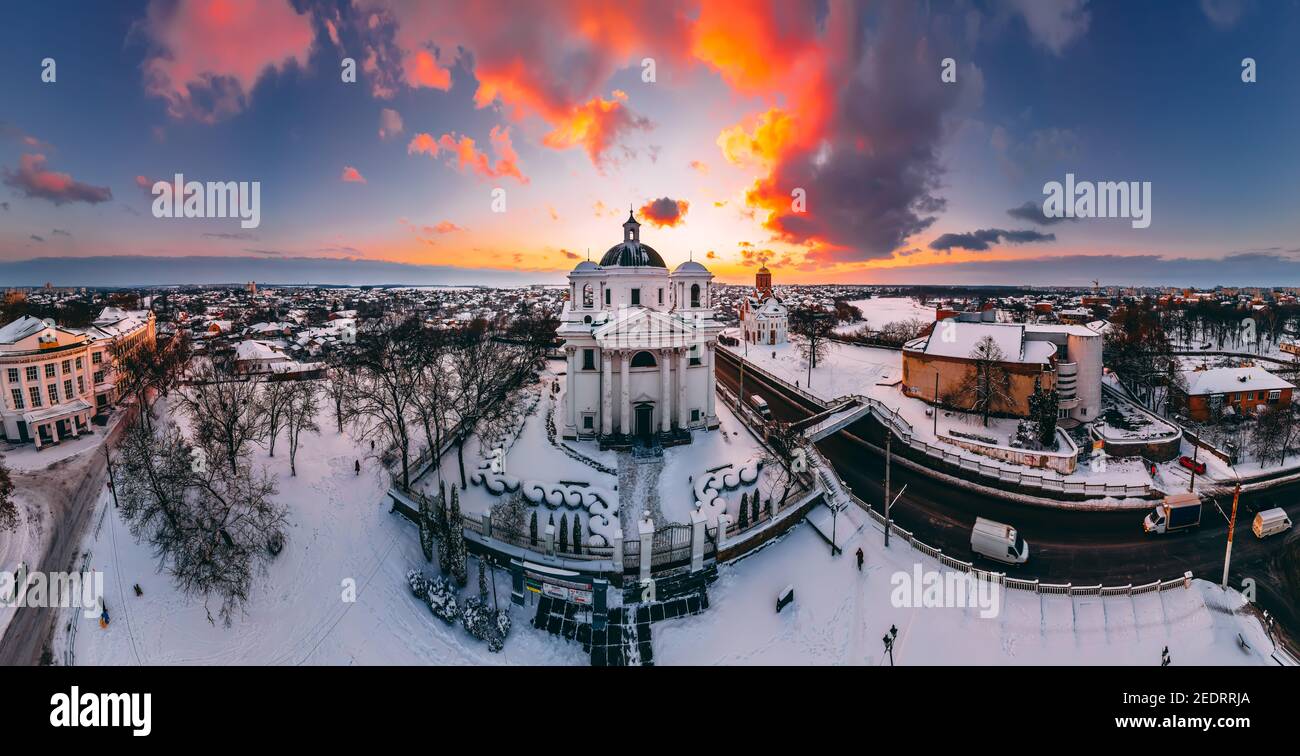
{"left": 755, "top": 265, "right": 772, "bottom": 294}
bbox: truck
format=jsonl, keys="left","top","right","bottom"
{"left": 750, "top": 394, "right": 772, "bottom": 420}
{"left": 970, "top": 517, "right": 1029, "bottom": 564}
{"left": 1252, "top": 508, "right": 1292, "bottom": 539}
{"left": 1142, "top": 492, "right": 1202, "bottom": 535}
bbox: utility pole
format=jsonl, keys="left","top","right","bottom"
{"left": 883, "top": 434, "right": 892, "bottom": 547}
{"left": 1221, "top": 482, "right": 1240, "bottom": 590}
{"left": 1187, "top": 442, "right": 1199, "bottom": 492}
{"left": 104, "top": 446, "right": 119, "bottom": 509}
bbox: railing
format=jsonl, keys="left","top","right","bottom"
{"left": 724, "top": 345, "right": 1160, "bottom": 500}
{"left": 845, "top": 489, "right": 1192, "bottom": 597}
{"left": 845, "top": 394, "right": 1151, "bottom": 499}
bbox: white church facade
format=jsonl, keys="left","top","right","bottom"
{"left": 738, "top": 265, "right": 788, "bottom": 345}
{"left": 558, "top": 211, "right": 723, "bottom": 447}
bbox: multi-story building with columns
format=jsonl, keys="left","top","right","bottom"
{"left": 558, "top": 211, "right": 723, "bottom": 447}
{"left": 0, "top": 307, "right": 156, "bottom": 448}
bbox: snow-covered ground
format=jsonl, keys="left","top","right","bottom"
{"left": 834, "top": 297, "right": 933, "bottom": 335}
{"left": 656, "top": 523, "right": 1279, "bottom": 666}
{"left": 57, "top": 387, "right": 1279, "bottom": 666}
{"left": 64, "top": 393, "right": 585, "bottom": 665}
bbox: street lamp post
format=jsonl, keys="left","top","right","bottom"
{"left": 882, "top": 624, "right": 898, "bottom": 666}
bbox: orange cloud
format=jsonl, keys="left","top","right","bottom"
{"left": 540, "top": 91, "right": 650, "bottom": 167}
{"left": 432, "top": 221, "right": 463, "bottom": 233}
{"left": 341, "top": 166, "right": 367, "bottom": 184}
{"left": 140, "top": 0, "right": 315, "bottom": 123}
{"left": 378, "top": 1, "right": 692, "bottom": 165}
{"left": 638, "top": 197, "right": 690, "bottom": 228}
{"left": 689, "top": 160, "right": 709, "bottom": 174}
{"left": 404, "top": 48, "right": 452, "bottom": 89}
{"left": 406, "top": 127, "right": 528, "bottom": 183}
{"left": 717, "top": 107, "right": 796, "bottom": 168}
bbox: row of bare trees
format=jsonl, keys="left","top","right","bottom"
{"left": 330, "top": 312, "right": 555, "bottom": 491}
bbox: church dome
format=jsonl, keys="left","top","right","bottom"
{"left": 600, "top": 241, "right": 666, "bottom": 268}
{"left": 673, "top": 260, "right": 709, "bottom": 274}
{"left": 572, "top": 260, "right": 602, "bottom": 273}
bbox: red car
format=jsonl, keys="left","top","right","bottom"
{"left": 1179, "top": 455, "right": 1206, "bottom": 475}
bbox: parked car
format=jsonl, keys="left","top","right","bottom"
{"left": 1178, "top": 455, "right": 1206, "bottom": 475}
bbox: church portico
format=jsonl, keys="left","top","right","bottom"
{"left": 557, "top": 210, "right": 722, "bottom": 448}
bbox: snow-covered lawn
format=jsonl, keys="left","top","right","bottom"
{"left": 834, "top": 297, "right": 933, "bottom": 335}
{"left": 655, "top": 522, "right": 1278, "bottom": 666}
{"left": 64, "top": 393, "right": 585, "bottom": 665}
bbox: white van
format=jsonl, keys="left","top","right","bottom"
{"left": 750, "top": 395, "right": 772, "bottom": 419}
{"left": 970, "top": 517, "right": 1029, "bottom": 564}
{"left": 1252, "top": 508, "right": 1292, "bottom": 539}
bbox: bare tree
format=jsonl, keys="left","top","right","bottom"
{"left": 283, "top": 381, "right": 320, "bottom": 477}
{"left": 115, "top": 420, "right": 286, "bottom": 626}
{"left": 258, "top": 379, "right": 293, "bottom": 457}
{"left": 342, "top": 315, "right": 424, "bottom": 489}
{"left": 323, "top": 361, "right": 352, "bottom": 434}
{"left": 410, "top": 328, "right": 456, "bottom": 488}
{"left": 1251, "top": 406, "right": 1289, "bottom": 467}
{"left": 111, "top": 333, "right": 190, "bottom": 431}
{"left": 790, "top": 306, "right": 835, "bottom": 386}
{"left": 960, "top": 335, "right": 1013, "bottom": 427}
{"left": 182, "top": 359, "right": 266, "bottom": 473}
{"left": 447, "top": 321, "right": 541, "bottom": 489}
{"left": 0, "top": 453, "right": 16, "bottom": 532}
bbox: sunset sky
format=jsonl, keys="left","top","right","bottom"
{"left": 3, "top": 0, "right": 1300, "bottom": 287}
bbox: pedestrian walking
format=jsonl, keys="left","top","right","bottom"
{"left": 354, "top": 459, "right": 360, "bottom": 476}
{"left": 855, "top": 547, "right": 864, "bottom": 571}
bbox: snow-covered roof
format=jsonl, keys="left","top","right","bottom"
{"left": 914, "top": 322, "right": 1040, "bottom": 363}
{"left": 1180, "top": 367, "right": 1294, "bottom": 396}
{"left": 0, "top": 315, "right": 51, "bottom": 344}
{"left": 234, "top": 339, "right": 287, "bottom": 362}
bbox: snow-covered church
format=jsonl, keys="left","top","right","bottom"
{"left": 558, "top": 211, "right": 723, "bottom": 447}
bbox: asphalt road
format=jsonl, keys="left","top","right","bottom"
{"left": 0, "top": 404, "right": 135, "bottom": 666}
{"left": 717, "top": 349, "right": 1300, "bottom": 591}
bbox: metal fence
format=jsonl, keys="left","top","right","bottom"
{"left": 846, "top": 490, "right": 1192, "bottom": 596}
{"left": 721, "top": 348, "right": 1153, "bottom": 500}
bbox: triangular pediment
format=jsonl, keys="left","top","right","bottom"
{"left": 593, "top": 308, "right": 707, "bottom": 348}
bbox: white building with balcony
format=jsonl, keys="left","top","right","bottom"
{"left": 557, "top": 211, "right": 723, "bottom": 447}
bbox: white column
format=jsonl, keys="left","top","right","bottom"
{"left": 619, "top": 350, "right": 630, "bottom": 437}
{"left": 638, "top": 513, "right": 655, "bottom": 581}
{"left": 706, "top": 341, "right": 717, "bottom": 426}
{"left": 564, "top": 348, "right": 577, "bottom": 435}
{"left": 659, "top": 348, "right": 671, "bottom": 434}
{"left": 690, "top": 509, "right": 706, "bottom": 572}
{"left": 677, "top": 348, "right": 689, "bottom": 429}
{"left": 600, "top": 350, "right": 612, "bottom": 436}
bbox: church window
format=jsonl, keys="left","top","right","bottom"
{"left": 631, "top": 288, "right": 641, "bottom": 306}
{"left": 605, "top": 289, "right": 611, "bottom": 306}
{"left": 658, "top": 288, "right": 664, "bottom": 305}
{"left": 630, "top": 350, "right": 657, "bottom": 368}
{"left": 583, "top": 349, "right": 595, "bottom": 370}
{"left": 582, "top": 283, "right": 594, "bottom": 308}
{"left": 690, "top": 283, "right": 700, "bottom": 308}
